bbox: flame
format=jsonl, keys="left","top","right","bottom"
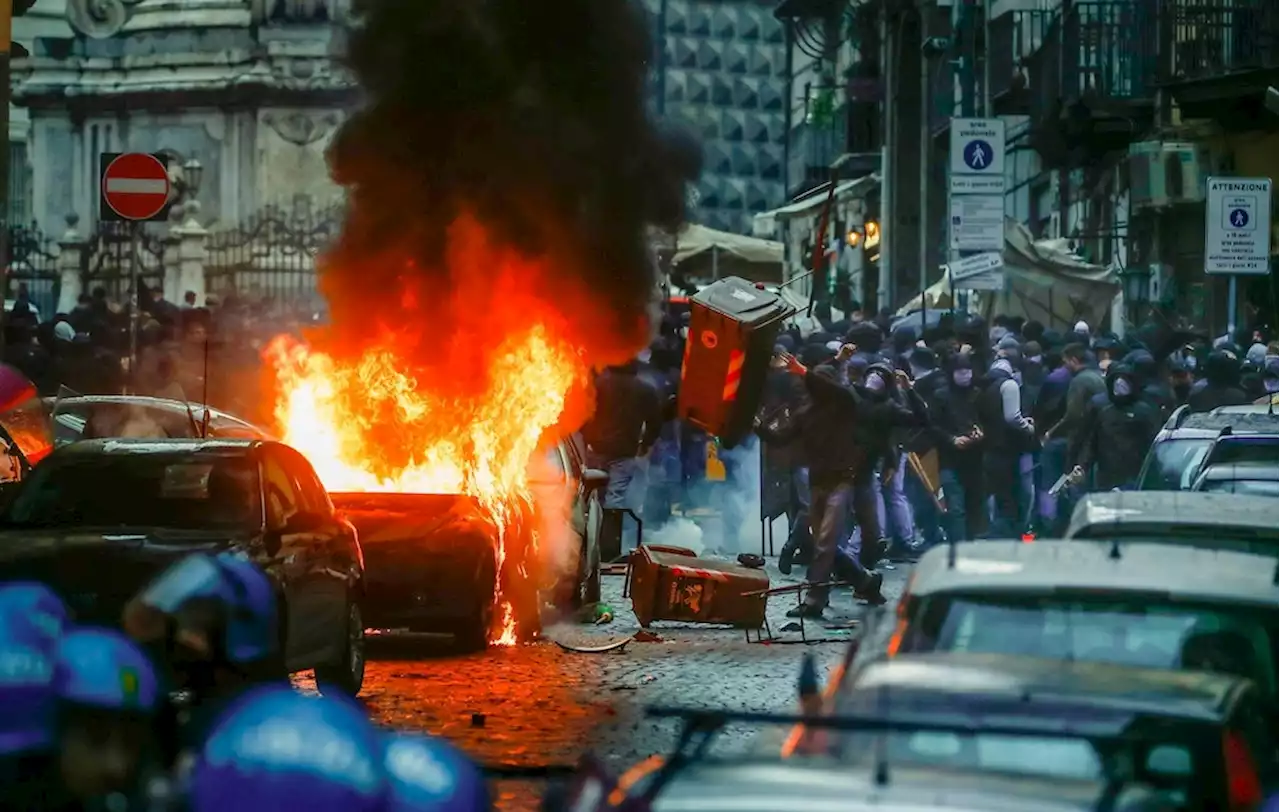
{"left": 265, "top": 323, "right": 585, "bottom": 646}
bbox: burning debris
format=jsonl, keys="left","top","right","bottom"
{"left": 265, "top": 0, "right": 702, "bottom": 644}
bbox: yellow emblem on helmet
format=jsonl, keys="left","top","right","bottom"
{"left": 120, "top": 667, "right": 139, "bottom": 703}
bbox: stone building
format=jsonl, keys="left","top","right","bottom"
{"left": 644, "top": 0, "right": 789, "bottom": 235}
{"left": 11, "top": 0, "right": 354, "bottom": 233}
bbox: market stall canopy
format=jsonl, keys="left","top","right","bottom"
{"left": 664, "top": 223, "right": 784, "bottom": 284}
{"left": 895, "top": 219, "right": 1119, "bottom": 331}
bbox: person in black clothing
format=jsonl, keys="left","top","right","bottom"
{"left": 929, "top": 352, "right": 986, "bottom": 542}
{"left": 1187, "top": 349, "right": 1250, "bottom": 412}
{"left": 761, "top": 351, "right": 813, "bottom": 575}
{"left": 758, "top": 346, "right": 892, "bottom": 616}
{"left": 1069, "top": 364, "right": 1163, "bottom": 491}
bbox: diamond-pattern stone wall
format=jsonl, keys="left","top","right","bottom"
{"left": 643, "top": 0, "right": 788, "bottom": 235}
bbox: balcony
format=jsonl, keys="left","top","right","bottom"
{"left": 1164, "top": 0, "right": 1278, "bottom": 127}
{"left": 786, "top": 101, "right": 882, "bottom": 197}
{"left": 1027, "top": 1, "right": 1158, "bottom": 169}
{"left": 988, "top": 9, "right": 1056, "bottom": 116}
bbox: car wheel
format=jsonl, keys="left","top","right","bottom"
{"left": 315, "top": 599, "right": 365, "bottom": 697}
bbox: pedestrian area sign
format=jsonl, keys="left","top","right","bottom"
{"left": 1204, "top": 176, "right": 1273, "bottom": 275}
{"left": 950, "top": 118, "right": 1006, "bottom": 194}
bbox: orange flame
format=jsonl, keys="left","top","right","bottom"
{"left": 266, "top": 323, "right": 585, "bottom": 645}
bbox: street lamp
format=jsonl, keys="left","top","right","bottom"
{"left": 1120, "top": 264, "right": 1150, "bottom": 325}
{"left": 182, "top": 158, "right": 203, "bottom": 201}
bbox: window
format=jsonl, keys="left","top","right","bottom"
{"left": 902, "top": 595, "right": 1278, "bottom": 699}
{"left": 1139, "top": 438, "right": 1213, "bottom": 490}
{"left": 275, "top": 445, "right": 332, "bottom": 515}
{"left": 3, "top": 452, "right": 260, "bottom": 533}
{"left": 1200, "top": 478, "right": 1280, "bottom": 498}
{"left": 261, "top": 453, "right": 300, "bottom": 531}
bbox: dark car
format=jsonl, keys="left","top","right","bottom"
{"left": 837, "top": 540, "right": 1279, "bottom": 704}
{"left": 826, "top": 653, "right": 1276, "bottom": 810}
{"left": 1192, "top": 462, "right": 1280, "bottom": 498}
{"left": 1064, "top": 491, "right": 1279, "bottom": 556}
{"left": 0, "top": 438, "right": 367, "bottom": 695}
{"left": 45, "top": 395, "right": 273, "bottom": 446}
{"left": 333, "top": 436, "right": 605, "bottom": 649}
{"left": 1137, "top": 408, "right": 1277, "bottom": 491}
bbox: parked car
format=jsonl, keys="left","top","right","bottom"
{"left": 835, "top": 540, "right": 1279, "bottom": 704}
{"left": 335, "top": 435, "right": 606, "bottom": 649}
{"left": 1191, "top": 462, "right": 1279, "bottom": 498}
{"left": 0, "top": 438, "right": 367, "bottom": 695}
{"left": 1136, "top": 408, "right": 1277, "bottom": 491}
{"left": 1064, "top": 492, "right": 1278, "bottom": 556}
{"left": 826, "top": 652, "right": 1276, "bottom": 810}
{"left": 46, "top": 394, "right": 273, "bottom": 446}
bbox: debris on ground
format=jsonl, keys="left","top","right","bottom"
{"left": 594, "top": 604, "right": 615, "bottom": 624}
{"left": 632, "top": 630, "right": 663, "bottom": 643}
{"left": 552, "top": 637, "right": 631, "bottom": 654}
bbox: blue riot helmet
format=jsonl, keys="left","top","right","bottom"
{"left": 0, "top": 632, "right": 56, "bottom": 757}
{"left": 54, "top": 628, "right": 162, "bottom": 714}
{"left": 135, "top": 554, "right": 232, "bottom": 616}
{"left": 211, "top": 553, "right": 279, "bottom": 666}
{"left": 383, "top": 732, "right": 491, "bottom": 812}
{"left": 53, "top": 628, "right": 164, "bottom": 800}
{"left": 188, "top": 686, "right": 386, "bottom": 812}
{"left": 0, "top": 582, "right": 69, "bottom": 646}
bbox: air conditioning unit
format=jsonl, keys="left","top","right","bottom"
{"left": 1128, "top": 142, "right": 1209, "bottom": 210}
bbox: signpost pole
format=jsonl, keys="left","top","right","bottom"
{"left": 128, "top": 222, "right": 140, "bottom": 393}
{"left": 1226, "top": 274, "right": 1238, "bottom": 336}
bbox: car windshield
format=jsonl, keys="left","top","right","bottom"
{"left": 1199, "top": 477, "right": 1280, "bottom": 498}
{"left": 1140, "top": 438, "right": 1212, "bottom": 490}
{"left": 1, "top": 453, "right": 260, "bottom": 532}
{"left": 900, "top": 595, "right": 1278, "bottom": 698}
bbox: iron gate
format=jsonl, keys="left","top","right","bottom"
{"left": 81, "top": 221, "right": 167, "bottom": 306}
{"left": 5, "top": 222, "right": 60, "bottom": 319}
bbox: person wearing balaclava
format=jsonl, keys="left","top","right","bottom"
{"left": 1239, "top": 343, "right": 1269, "bottom": 401}
{"left": 977, "top": 348, "right": 1037, "bottom": 538}
{"left": 761, "top": 343, "right": 813, "bottom": 576}
{"left": 927, "top": 351, "right": 986, "bottom": 541}
{"left": 1121, "top": 348, "right": 1173, "bottom": 421}
{"left": 1166, "top": 352, "right": 1196, "bottom": 407}
{"left": 759, "top": 346, "right": 890, "bottom": 616}
{"left": 1068, "top": 364, "right": 1162, "bottom": 491}
{"left": 1187, "top": 348, "right": 1250, "bottom": 413}
{"left": 896, "top": 347, "right": 945, "bottom": 554}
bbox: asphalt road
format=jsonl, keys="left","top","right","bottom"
{"left": 297, "top": 556, "right": 913, "bottom": 812}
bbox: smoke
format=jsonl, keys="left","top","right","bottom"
{"left": 322, "top": 0, "right": 703, "bottom": 367}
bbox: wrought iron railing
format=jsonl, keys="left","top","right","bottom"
{"left": 989, "top": 9, "right": 1057, "bottom": 110}
{"left": 5, "top": 222, "right": 60, "bottom": 317}
{"left": 1061, "top": 1, "right": 1160, "bottom": 101}
{"left": 786, "top": 110, "right": 847, "bottom": 194}
{"left": 1166, "top": 0, "right": 1278, "bottom": 80}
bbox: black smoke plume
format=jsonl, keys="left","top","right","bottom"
{"left": 322, "top": 0, "right": 703, "bottom": 359}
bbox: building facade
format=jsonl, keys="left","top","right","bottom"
{"left": 644, "top": 0, "right": 790, "bottom": 234}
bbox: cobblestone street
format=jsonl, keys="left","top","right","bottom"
{"left": 297, "top": 558, "right": 913, "bottom": 811}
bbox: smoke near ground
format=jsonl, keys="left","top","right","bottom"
{"left": 323, "top": 0, "right": 703, "bottom": 367}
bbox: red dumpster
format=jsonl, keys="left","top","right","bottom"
{"left": 629, "top": 545, "right": 769, "bottom": 629}
{"left": 677, "top": 277, "right": 794, "bottom": 449}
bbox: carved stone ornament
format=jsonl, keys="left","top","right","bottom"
{"left": 263, "top": 111, "right": 341, "bottom": 146}
{"left": 267, "top": 57, "right": 356, "bottom": 92}
{"left": 65, "top": 0, "right": 147, "bottom": 39}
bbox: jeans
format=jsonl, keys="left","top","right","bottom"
{"left": 904, "top": 459, "right": 943, "bottom": 548}
{"left": 786, "top": 466, "right": 812, "bottom": 556}
{"left": 983, "top": 451, "right": 1021, "bottom": 538}
{"left": 597, "top": 455, "right": 648, "bottom": 551}
{"left": 805, "top": 478, "right": 877, "bottom": 608}
{"left": 1018, "top": 452, "right": 1036, "bottom": 531}
{"left": 1037, "top": 438, "right": 1068, "bottom": 533}
{"left": 939, "top": 465, "right": 985, "bottom": 542}
{"left": 871, "top": 453, "right": 914, "bottom": 547}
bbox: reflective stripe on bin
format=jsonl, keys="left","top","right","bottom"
{"left": 670, "top": 566, "right": 730, "bottom": 582}
{"left": 679, "top": 329, "right": 693, "bottom": 381}
{"left": 722, "top": 349, "right": 745, "bottom": 401}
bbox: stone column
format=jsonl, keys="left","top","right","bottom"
{"left": 56, "top": 214, "right": 87, "bottom": 314}
{"left": 164, "top": 201, "right": 209, "bottom": 305}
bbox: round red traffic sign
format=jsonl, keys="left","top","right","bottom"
{"left": 102, "top": 152, "right": 172, "bottom": 221}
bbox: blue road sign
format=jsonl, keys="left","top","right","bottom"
{"left": 1229, "top": 208, "right": 1250, "bottom": 228}
{"left": 963, "top": 140, "right": 993, "bottom": 171}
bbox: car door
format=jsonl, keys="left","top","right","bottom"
{"left": 260, "top": 446, "right": 326, "bottom": 668}
{"left": 563, "top": 438, "right": 601, "bottom": 577}
{"left": 274, "top": 444, "right": 354, "bottom": 666}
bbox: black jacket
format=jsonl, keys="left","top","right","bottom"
{"left": 978, "top": 366, "right": 1036, "bottom": 455}
{"left": 581, "top": 364, "right": 662, "bottom": 461}
{"left": 1187, "top": 384, "right": 1250, "bottom": 413}
{"left": 929, "top": 381, "right": 984, "bottom": 469}
{"left": 1078, "top": 391, "right": 1163, "bottom": 490}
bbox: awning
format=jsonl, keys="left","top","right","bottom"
{"left": 755, "top": 173, "right": 881, "bottom": 223}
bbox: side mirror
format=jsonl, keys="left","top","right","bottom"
{"left": 583, "top": 468, "right": 609, "bottom": 491}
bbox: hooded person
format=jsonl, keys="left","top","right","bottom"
{"left": 1069, "top": 364, "right": 1162, "bottom": 491}
{"left": 927, "top": 351, "right": 986, "bottom": 542}
{"left": 977, "top": 355, "right": 1037, "bottom": 538}
{"left": 1240, "top": 343, "right": 1269, "bottom": 400}
{"left": 1187, "top": 349, "right": 1250, "bottom": 412}
{"left": 1120, "top": 348, "right": 1173, "bottom": 419}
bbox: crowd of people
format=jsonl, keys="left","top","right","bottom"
{"left": 0, "top": 554, "right": 491, "bottom": 811}
{"left": 1, "top": 283, "right": 314, "bottom": 425}
{"left": 584, "top": 300, "right": 1278, "bottom": 616}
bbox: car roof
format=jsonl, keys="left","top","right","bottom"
{"left": 1197, "top": 462, "right": 1278, "bottom": 482}
{"left": 848, "top": 652, "right": 1243, "bottom": 725}
{"left": 654, "top": 761, "right": 1119, "bottom": 812}
{"left": 45, "top": 395, "right": 268, "bottom": 432}
{"left": 911, "top": 540, "right": 1279, "bottom": 608}
{"left": 1158, "top": 409, "right": 1278, "bottom": 440}
{"left": 1067, "top": 491, "right": 1279, "bottom": 532}
{"left": 53, "top": 437, "right": 263, "bottom": 457}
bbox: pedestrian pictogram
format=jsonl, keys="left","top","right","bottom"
{"left": 1229, "top": 208, "right": 1250, "bottom": 229}
{"left": 963, "top": 140, "right": 992, "bottom": 171}
{"left": 100, "top": 152, "right": 172, "bottom": 222}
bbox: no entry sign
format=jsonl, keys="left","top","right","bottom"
{"left": 100, "top": 152, "right": 172, "bottom": 222}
